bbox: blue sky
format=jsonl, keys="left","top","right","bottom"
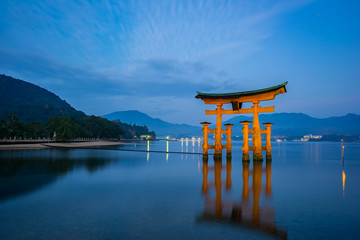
{"left": 1, "top": 0, "right": 359, "bottom": 125}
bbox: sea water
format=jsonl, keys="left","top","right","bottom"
{"left": 0, "top": 141, "right": 359, "bottom": 240}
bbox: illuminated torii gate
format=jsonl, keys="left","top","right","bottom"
{"left": 195, "top": 82, "right": 287, "bottom": 161}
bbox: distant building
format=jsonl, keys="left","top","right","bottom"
{"left": 311, "top": 135, "right": 322, "bottom": 139}
{"left": 301, "top": 134, "right": 322, "bottom": 141}
{"left": 140, "top": 135, "right": 153, "bottom": 140}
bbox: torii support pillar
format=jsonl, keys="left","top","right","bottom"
{"left": 201, "top": 122, "right": 211, "bottom": 160}
{"left": 263, "top": 123, "right": 273, "bottom": 161}
{"left": 214, "top": 104, "right": 224, "bottom": 160}
{"left": 240, "top": 121, "right": 251, "bottom": 161}
{"left": 252, "top": 101, "right": 263, "bottom": 161}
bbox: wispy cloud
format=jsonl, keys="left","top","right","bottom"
{"left": 1, "top": 0, "right": 320, "bottom": 124}
{"left": 125, "top": 0, "right": 313, "bottom": 62}
{"left": 2, "top": 0, "right": 311, "bottom": 72}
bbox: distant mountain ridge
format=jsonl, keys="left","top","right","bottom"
{"left": 0, "top": 74, "right": 85, "bottom": 122}
{"left": 104, "top": 111, "right": 360, "bottom": 137}
{"left": 103, "top": 110, "right": 202, "bottom": 137}
{"left": 225, "top": 112, "right": 360, "bottom": 136}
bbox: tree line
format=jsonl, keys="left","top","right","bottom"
{"left": 0, "top": 113, "right": 155, "bottom": 141}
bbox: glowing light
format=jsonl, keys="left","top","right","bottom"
{"left": 342, "top": 169, "right": 346, "bottom": 192}
{"left": 147, "top": 140, "right": 150, "bottom": 161}
{"left": 166, "top": 141, "right": 169, "bottom": 161}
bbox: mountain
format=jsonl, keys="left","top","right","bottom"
{"left": 103, "top": 111, "right": 360, "bottom": 138}
{"left": 225, "top": 113, "right": 360, "bottom": 136}
{"left": 103, "top": 110, "right": 202, "bottom": 137}
{"left": 0, "top": 74, "right": 86, "bottom": 122}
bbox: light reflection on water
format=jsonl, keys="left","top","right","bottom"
{"left": 0, "top": 141, "right": 359, "bottom": 240}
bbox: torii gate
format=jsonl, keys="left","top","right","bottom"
{"left": 195, "top": 82, "right": 287, "bottom": 161}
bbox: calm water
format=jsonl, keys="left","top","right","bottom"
{"left": 0, "top": 141, "right": 360, "bottom": 240}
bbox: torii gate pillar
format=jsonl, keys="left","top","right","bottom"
{"left": 263, "top": 123, "right": 273, "bottom": 161}
{"left": 252, "top": 101, "right": 263, "bottom": 161}
{"left": 240, "top": 121, "right": 251, "bottom": 161}
{"left": 214, "top": 104, "right": 223, "bottom": 159}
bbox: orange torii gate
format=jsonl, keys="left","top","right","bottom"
{"left": 195, "top": 82, "right": 287, "bottom": 161}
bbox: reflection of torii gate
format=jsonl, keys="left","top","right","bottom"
{"left": 199, "top": 159, "right": 287, "bottom": 239}
{"left": 195, "top": 82, "right": 287, "bottom": 161}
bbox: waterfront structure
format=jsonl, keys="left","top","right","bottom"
{"left": 196, "top": 82, "right": 287, "bottom": 161}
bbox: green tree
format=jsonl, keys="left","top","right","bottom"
{"left": 46, "top": 116, "right": 78, "bottom": 141}
{"left": 83, "top": 116, "right": 106, "bottom": 138}
{"left": 83, "top": 116, "right": 124, "bottom": 139}
{"left": 25, "top": 121, "right": 45, "bottom": 138}
{"left": 0, "top": 118, "right": 8, "bottom": 138}
{"left": 6, "top": 113, "right": 25, "bottom": 138}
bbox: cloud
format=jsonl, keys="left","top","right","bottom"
{"left": 125, "top": 0, "right": 314, "bottom": 63}
{"left": 122, "top": 59, "right": 212, "bottom": 82}
{"left": 1, "top": 0, "right": 313, "bottom": 80}
{"left": 1, "top": 0, "right": 325, "bottom": 124}
{"left": 0, "top": 49, "right": 231, "bottom": 99}
{"left": 0, "top": 49, "right": 127, "bottom": 94}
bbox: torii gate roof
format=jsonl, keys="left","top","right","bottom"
{"left": 195, "top": 82, "right": 287, "bottom": 100}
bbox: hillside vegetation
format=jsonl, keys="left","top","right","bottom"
{"left": 0, "top": 74, "right": 85, "bottom": 122}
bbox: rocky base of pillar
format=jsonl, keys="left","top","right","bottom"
{"left": 202, "top": 154, "right": 209, "bottom": 162}
{"left": 266, "top": 154, "right": 272, "bottom": 161}
{"left": 253, "top": 153, "right": 263, "bottom": 161}
{"left": 242, "top": 153, "right": 250, "bottom": 161}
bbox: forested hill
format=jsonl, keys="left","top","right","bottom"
{"left": 0, "top": 75, "right": 155, "bottom": 140}
{"left": 0, "top": 74, "right": 85, "bottom": 122}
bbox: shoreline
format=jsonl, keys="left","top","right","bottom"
{"left": 0, "top": 140, "right": 124, "bottom": 150}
